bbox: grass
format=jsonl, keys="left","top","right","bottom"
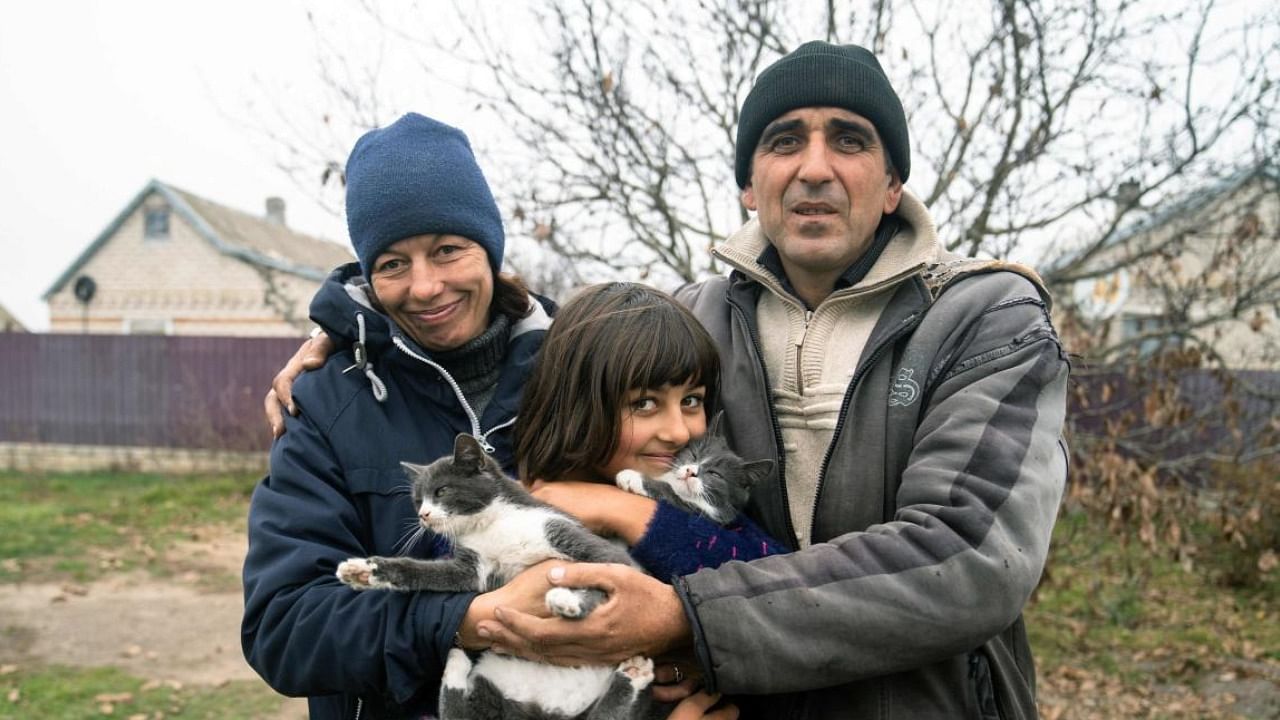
{"left": 1027, "top": 509, "right": 1279, "bottom": 717}
{"left": 0, "top": 665, "right": 284, "bottom": 720}
{"left": 0, "top": 471, "right": 258, "bottom": 584}
{"left": 1, "top": 471, "right": 1274, "bottom": 718}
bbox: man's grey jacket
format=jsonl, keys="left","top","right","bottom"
{"left": 674, "top": 191, "right": 1069, "bottom": 719}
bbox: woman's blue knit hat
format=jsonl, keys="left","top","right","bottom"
{"left": 345, "top": 113, "right": 504, "bottom": 278}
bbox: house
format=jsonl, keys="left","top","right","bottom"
{"left": 43, "top": 179, "right": 354, "bottom": 336}
{"left": 1059, "top": 164, "right": 1280, "bottom": 368}
{"left": 0, "top": 302, "right": 28, "bottom": 332}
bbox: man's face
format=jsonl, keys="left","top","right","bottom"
{"left": 742, "top": 107, "right": 903, "bottom": 296}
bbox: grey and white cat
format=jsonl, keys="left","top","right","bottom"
{"left": 336, "top": 434, "right": 670, "bottom": 720}
{"left": 615, "top": 414, "right": 774, "bottom": 523}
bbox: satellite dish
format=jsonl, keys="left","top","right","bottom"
{"left": 1071, "top": 270, "right": 1130, "bottom": 321}
{"left": 73, "top": 275, "right": 97, "bottom": 304}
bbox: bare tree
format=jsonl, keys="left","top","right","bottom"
{"left": 260, "top": 1, "right": 1276, "bottom": 299}
{"left": 250, "top": 0, "right": 1280, "bottom": 574}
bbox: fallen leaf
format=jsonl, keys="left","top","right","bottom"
{"left": 6, "top": 688, "right": 18, "bottom": 703}
{"left": 62, "top": 583, "right": 89, "bottom": 596}
{"left": 121, "top": 645, "right": 143, "bottom": 658}
{"left": 0, "top": 664, "right": 16, "bottom": 675}
{"left": 94, "top": 692, "right": 134, "bottom": 703}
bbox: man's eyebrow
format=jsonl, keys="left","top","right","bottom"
{"left": 829, "top": 117, "right": 877, "bottom": 141}
{"left": 758, "top": 119, "right": 804, "bottom": 148}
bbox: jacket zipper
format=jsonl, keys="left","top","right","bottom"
{"left": 808, "top": 310, "right": 923, "bottom": 538}
{"left": 353, "top": 696, "right": 362, "bottom": 720}
{"left": 795, "top": 310, "right": 812, "bottom": 395}
{"left": 391, "top": 336, "right": 505, "bottom": 454}
{"left": 726, "top": 289, "right": 799, "bottom": 550}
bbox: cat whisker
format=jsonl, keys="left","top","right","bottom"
{"left": 394, "top": 523, "right": 428, "bottom": 555}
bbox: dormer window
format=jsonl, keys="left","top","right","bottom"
{"left": 143, "top": 195, "right": 170, "bottom": 240}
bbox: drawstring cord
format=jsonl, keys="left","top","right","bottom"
{"left": 342, "top": 313, "right": 388, "bottom": 402}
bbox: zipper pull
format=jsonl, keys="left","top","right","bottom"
{"left": 796, "top": 310, "right": 813, "bottom": 394}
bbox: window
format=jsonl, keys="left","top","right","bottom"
{"left": 142, "top": 194, "right": 171, "bottom": 240}
{"left": 125, "top": 318, "right": 171, "bottom": 335}
{"left": 144, "top": 207, "right": 170, "bottom": 240}
{"left": 1120, "top": 313, "right": 1176, "bottom": 357}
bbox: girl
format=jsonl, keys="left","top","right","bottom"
{"left": 514, "top": 281, "right": 785, "bottom": 585}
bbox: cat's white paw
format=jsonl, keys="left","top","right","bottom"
{"left": 442, "top": 648, "right": 472, "bottom": 690}
{"left": 336, "top": 558, "right": 378, "bottom": 589}
{"left": 544, "top": 587, "right": 585, "bottom": 618}
{"left": 615, "top": 469, "right": 648, "bottom": 496}
{"left": 616, "top": 656, "right": 654, "bottom": 691}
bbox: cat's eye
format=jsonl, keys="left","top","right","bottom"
{"left": 434, "top": 486, "right": 451, "bottom": 498}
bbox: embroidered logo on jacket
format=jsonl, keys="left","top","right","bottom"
{"left": 889, "top": 368, "right": 920, "bottom": 407}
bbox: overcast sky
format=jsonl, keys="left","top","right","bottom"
{"left": 0, "top": 1, "right": 384, "bottom": 330}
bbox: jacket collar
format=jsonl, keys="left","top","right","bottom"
{"left": 713, "top": 189, "right": 941, "bottom": 306}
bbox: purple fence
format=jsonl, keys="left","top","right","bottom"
{"left": 0, "top": 332, "right": 301, "bottom": 452}
{"left": 1, "top": 332, "right": 1276, "bottom": 466}
{"left": 1067, "top": 365, "right": 1280, "bottom": 476}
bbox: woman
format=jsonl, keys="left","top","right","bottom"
{"left": 243, "top": 114, "right": 734, "bottom": 720}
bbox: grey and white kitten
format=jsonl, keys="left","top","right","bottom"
{"left": 335, "top": 434, "right": 669, "bottom": 720}
{"left": 615, "top": 414, "right": 774, "bottom": 523}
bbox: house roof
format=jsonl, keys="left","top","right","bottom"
{"left": 0, "top": 301, "right": 27, "bottom": 332}
{"left": 43, "top": 179, "right": 354, "bottom": 299}
{"left": 1048, "top": 162, "right": 1279, "bottom": 274}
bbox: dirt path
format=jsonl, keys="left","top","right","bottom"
{"left": 0, "top": 527, "right": 307, "bottom": 718}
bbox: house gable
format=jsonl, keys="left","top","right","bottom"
{"left": 44, "top": 180, "right": 353, "bottom": 336}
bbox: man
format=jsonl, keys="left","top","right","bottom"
{"left": 268, "top": 42, "right": 1068, "bottom": 719}
{"left": 472, "top": 42, "right": 1068, "bottom": 719}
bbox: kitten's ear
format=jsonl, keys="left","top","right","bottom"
{"left": 453, "top": 434, "right": 486, "bottom": 471}
{"left": 400, "top": 460, "right": 429, "bottom": 480}
{"left": 707, "top": 411, "right": 726, "bottom": 437}
{"left": 741, "top": 458, "right": 775, "bottom": 487}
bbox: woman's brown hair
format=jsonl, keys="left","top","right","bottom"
{"left": 492, "top": 272, "right": 532, "bottom": 322}
{"left": 514, "top": 282, "right": 720, "bottom": 483}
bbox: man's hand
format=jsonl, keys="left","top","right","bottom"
{"left": 477, "top": 563, "right": 692, "bottom": 667}
{"left": 456, "top": 559, "right": 560, "bottom": 650}
{"left": 264, "top": 330, "right": 336, "bottom": 437}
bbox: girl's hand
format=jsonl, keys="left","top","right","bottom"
{"left": 529, "top": 480, "right": 656, "bottom": 543}
{"left": 666, "top": 692, "right": 738, "bottom": 720}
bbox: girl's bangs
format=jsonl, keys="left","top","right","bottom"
{"left": 622, "top": 306, "right": 718, "bottom": 391}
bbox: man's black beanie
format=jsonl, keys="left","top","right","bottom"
{"left": 734, "top": 41, "right": 910, "bottom": 188}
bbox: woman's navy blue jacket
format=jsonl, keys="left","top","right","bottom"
{"left": 241, "top": 264, "right": 553, "bottom": 720}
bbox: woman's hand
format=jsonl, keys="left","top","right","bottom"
{"left": 264, "top": 330, "right": 336, "bottom": 437}
{"left": 528, "top": 479, "right": 656, "bottom": 543}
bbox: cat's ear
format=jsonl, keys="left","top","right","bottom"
{"left": 453, "top": 434, "right": 486, "bottom": 471}
{"left": 400, "top": 460, "right": 429, "bottom": 480}
{"left": 740, "top": 458, "right": 775, "bottom": 487}
{"left": 706, "top": 411, "right": 726, "bottom": 437}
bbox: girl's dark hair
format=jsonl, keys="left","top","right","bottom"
{"left": 515, "top": 282, "right": 720, "bottom": 482}
{"left": 492, "top": 272, "right": 532, "bottom": 322}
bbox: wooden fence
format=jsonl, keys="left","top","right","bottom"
{"left": 1, "top": 332, "right": 1275, "bottom": 474}
{"left": 0, "top": 332, "right": 300, "bottom": 453}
